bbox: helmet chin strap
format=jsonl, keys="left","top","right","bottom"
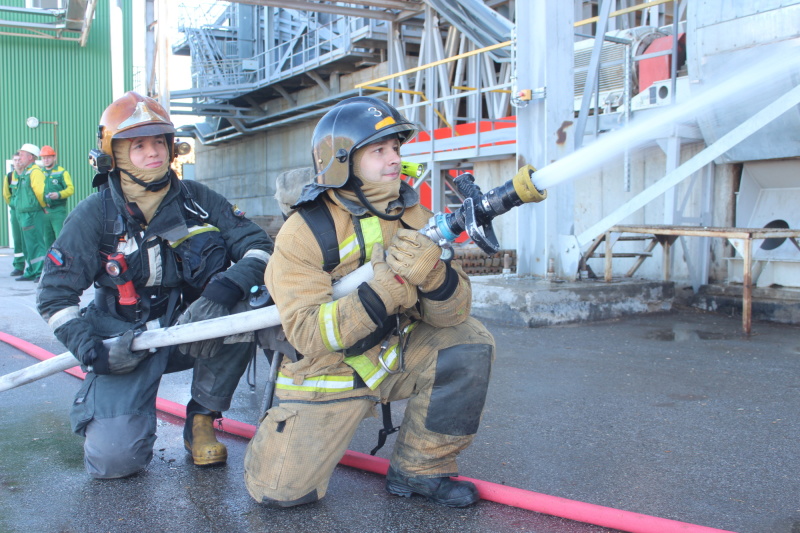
{"left": 119, "top": 168, "right": 171, "bottom": 192}
{"left": 349, "top": 177, "right": 405, "bottom": 221}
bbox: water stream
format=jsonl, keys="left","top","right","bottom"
{"left": 532, "top": 39, "right": 800, "bottom": 191}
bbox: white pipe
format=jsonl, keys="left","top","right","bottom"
{"left": 0, "top": 263, "right": 374, "bottom": 393}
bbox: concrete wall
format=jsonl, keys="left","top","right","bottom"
{"left": 194, "top": 123, "right": 315, "bottom": 219}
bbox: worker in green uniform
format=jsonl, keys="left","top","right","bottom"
{"left": 39, "top": 145, "right": 74, "bottom": 246}
{"left": 14, "top": 143, "right": 47, "bottom": 282}
{"left": 2, "top": 153, "right": 26, "bottom": 276}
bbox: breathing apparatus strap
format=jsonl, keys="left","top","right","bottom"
{"left": 298, "top": 200, "right": 340, "bottom": 273}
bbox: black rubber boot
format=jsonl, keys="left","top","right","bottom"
{"left": 385, "top": 466, "right": 479, "bottom": 508}
{"left": 183, "top": 399, "right": 227, "bottom": 466}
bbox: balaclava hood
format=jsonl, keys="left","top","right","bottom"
{"left": 113, "top": 137, "right": 171, "bottom": 223}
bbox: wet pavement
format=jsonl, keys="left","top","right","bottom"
{"left": 1, "top": 247, "right": 799, "bottom": 533}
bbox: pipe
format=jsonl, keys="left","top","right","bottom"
{"left": 0, "top": 332, "right": 735, "bottom": 533}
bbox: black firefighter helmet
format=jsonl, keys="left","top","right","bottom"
{"left": 311, "top": 96, "right": 418, "bottom": 189}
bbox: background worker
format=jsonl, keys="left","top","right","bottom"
{"left": 245, "top": 96, "right": 495, "bottom": 509}
{"left": 37, "top": 92, "right": 273, "bottom": 479}
{"left": 3, "top": 153, "right": 26, "bottom": 276}
{"left": 14, "top": 143, "right": 47, "bottom": 282}
{"left": 39, "top": 145, "right": 74, "bottom": 246}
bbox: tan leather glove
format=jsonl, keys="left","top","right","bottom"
{"left": 386, "top": 229, "right": 443, "bottom": 289}
{"left": 368, "top": 242, "right": 418, "bottom": 313}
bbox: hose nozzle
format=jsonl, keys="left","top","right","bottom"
{"left": 511, "top": 164, "right": 547, "bottom": 204}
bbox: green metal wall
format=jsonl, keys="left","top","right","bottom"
{"left": 0, "top": 0, "right": 133, "bottom": 247}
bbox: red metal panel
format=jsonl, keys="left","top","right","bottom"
{"left": 638, "top": 33, "right": 686, "bottom": 94}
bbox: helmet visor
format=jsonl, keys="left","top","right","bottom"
{"left": 114, "top": 123, "right": 175, "bottom": 139}
{"left": 353, "top": 122, "right": 418, "bottom": 152}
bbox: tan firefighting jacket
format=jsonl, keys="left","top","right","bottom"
{"left": 265, "top": 184, "right": 472, "bottom": 400}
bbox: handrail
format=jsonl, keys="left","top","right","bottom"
{"left": 358, "top": 85, "right": 452, "bottom": 128}
{"left": 575, "top": 0, "right": 673, "bottom": 28}
{"left": 354, "top": 40, "right": 512, "bottom": 89}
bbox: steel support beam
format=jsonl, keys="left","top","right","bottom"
{"left": 515, "top": 1, "right": 575, "bottom": 276}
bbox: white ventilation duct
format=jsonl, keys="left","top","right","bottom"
{"left": 728, "top": 159, "right": 800, "bottom": 287}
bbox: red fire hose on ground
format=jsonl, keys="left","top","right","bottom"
{"left": 0, "top": 331, "right": 736, "bottom": 533}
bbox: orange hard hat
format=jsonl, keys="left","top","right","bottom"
{"left": 40, "top": 145, "right": 56, "bottom": 157}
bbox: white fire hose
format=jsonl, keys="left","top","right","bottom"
{"left": 0, "top": 263, "right": 373, "bottom": 393}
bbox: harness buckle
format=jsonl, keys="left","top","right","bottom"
{"left": 378, "top": 315, "right": 405, "bottom": 375}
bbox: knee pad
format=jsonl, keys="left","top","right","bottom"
{"left": 425, "top": 343, "right": 492, "bottom": 436}
{"left": 84, "top": 414, "right": 156, "bottom": 479}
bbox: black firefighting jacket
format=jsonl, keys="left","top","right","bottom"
{"left": 37, "top": 171, "right": 273, "bottom": 368}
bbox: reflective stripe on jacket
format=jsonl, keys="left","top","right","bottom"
{"left": 276, "top": 322, "right": 417, "bottom": 393}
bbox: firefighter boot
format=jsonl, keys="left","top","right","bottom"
{"left": 385, "top": 466, "right": 479, "bottom": 508}
{"left": 183, "top": 399, "right": 227, "bottom": 466}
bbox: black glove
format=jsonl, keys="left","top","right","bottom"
{"left": 91, "top": 329, "right": 149, "bottom": 375}
{"left": 176, "top": 275, "right": 242, "bottom": 359}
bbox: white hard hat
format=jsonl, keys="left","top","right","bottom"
{"left": 19, "top": 143, "right": 40, "bottom": 157}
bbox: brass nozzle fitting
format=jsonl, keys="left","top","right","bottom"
{"left": 511, "top": 164, "right": 547, "bottom": 203}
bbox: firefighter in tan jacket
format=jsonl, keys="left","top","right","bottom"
{"left": 245, "top": 97, "right": 495, "bottom": 508}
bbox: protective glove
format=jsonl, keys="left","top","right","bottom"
{"left": 176, "top": 276, "right": 242, "bottom": 359}
{"left": 367, "top": 243, "right": 417, "bottom": 314}
{"left": 91, "top": 329, "right": 149, "bottom": 375}
{"left": 386, "top": 229, "right": 444, "bottom": 291}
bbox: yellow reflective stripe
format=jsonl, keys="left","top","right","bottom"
{"left": 336, "top": 217, "right": 384, "bottom": 265}
{"left": 275, "top": 372, "right": 355, "bottom": 392}
{"left": 343, "top": 322, "right": 417, "bottom": 390}
{"left": 339, "top": 234, "right": 359, "bottom": 263}
{"left": 343, "top": 354, "right": 378, "bottom": 381}
{"left": 344, "top": 347, "right": 397, "bottom": 390}
{"left": 169, "top": 224, "right": 220, "bottom": 248}
{"left": 318, "top": 300, "right": 344, "bottom": 352}
{"left": 360, "top": 217, "right": 383, "bottom": 260}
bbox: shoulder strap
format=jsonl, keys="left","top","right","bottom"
{"left": 177, "top": 179, "right": 209, "bottom": 223}
{"left": 298, "top": 199, "right": 340, "bottom": 273}
{"left": 99, "top": 187, "right": 124, "bottom": 260}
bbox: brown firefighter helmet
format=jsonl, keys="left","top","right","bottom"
{"left": 97, "top": 91, "right": 176, "bottom": 170}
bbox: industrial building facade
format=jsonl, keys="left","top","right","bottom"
{"left": 172, "top": 1, "right": 800, "bottom": 299}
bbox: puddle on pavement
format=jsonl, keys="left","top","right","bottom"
{"left": 645, "top": 327, "right": 727, "bottom": 341}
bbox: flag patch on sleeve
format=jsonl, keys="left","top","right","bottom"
{"left": 47, "top": 248, "right": 64, "bottom": 266}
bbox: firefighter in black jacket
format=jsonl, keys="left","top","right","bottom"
{"left": 37, "top": 92, "right": 273, "bottom": 479}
